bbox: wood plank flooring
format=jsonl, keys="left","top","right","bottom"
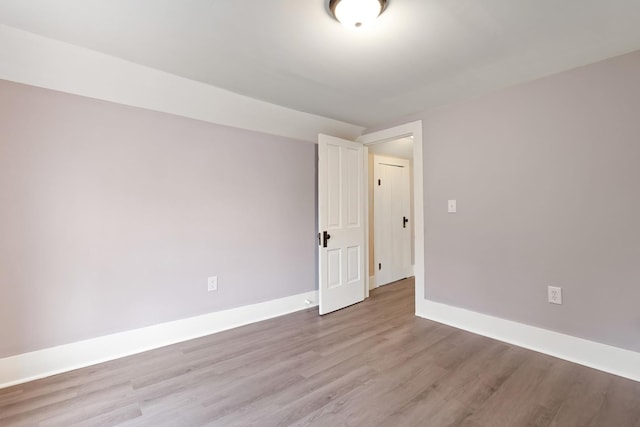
{"left": 2, "top": 278, "right": 640, "bottom": 426}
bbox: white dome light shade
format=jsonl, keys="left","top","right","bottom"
{"left": 329, "top": 0, "right": 387, "bottom": 29}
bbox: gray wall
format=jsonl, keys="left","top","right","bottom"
{"left": 373, "top": 50, "right": 640, "bottom": 353}
{"left": 0, "top": 80, "right": 317, "bottom": 358}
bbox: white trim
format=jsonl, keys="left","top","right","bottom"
{"left": 417, "top": 300, "right": 640, "bottom": 383}
{"left": 0, "top": 24, "right": 363, "bottom": 143}
{"left": 363, "top": 146, "right": 370, "bottom": 299}
{"left": 358, "top": 121, "right": 424, "bottom": 314}
{"left": 0, "top": 290, "right": 318, "bottom": 389}
{"left": 369, "top": 275, "right": 376, "bottom": 290}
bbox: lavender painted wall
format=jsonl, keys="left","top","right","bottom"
{"left": 0, "top": 80, "right": 316, "bottom": 358}
{"left": 370, "top": 50, "right": 640, "bottom": 353}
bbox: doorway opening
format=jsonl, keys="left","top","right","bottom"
{"left": 317, "top": 121, "right": 424, "bottom": 316}
{"left": 368, "top": 138, "right": 414, "bottom": 290}
{"left": 358, "top": 121, "right": 424, "bottom": 314}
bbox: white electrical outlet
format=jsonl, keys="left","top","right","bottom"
{"left": 548, "top": 286, "right": 562, "bottom": 305}
{"left": 207, "top": 276, "right": 218, "bottom": 292}
{"left": 448, "top": 200, "right": 457, "bottom": 213}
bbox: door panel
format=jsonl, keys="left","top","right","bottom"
{"left": 318, "top": 134, "right": 365, "bottom": 315}
{"left": 374, "top": 155, "right": 412, "bottom": 287}
{"left": 327, "top": 248, "right": 342, "bottom": 289}
{"left": 346, "top": 246, "right": 361, "bottom": 283}
{"left": 346, "top": 147, "right": 361, "bottom": 227}
{"left": 327, "top": 144, "right": 342, "bottom": 228}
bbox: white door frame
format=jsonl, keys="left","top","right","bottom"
{"left": 357, "top": 121, "right": 424, "bottom": 312}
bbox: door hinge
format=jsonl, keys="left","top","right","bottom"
{"left": 378, "top": 263, "right": 382, "bottom": 270}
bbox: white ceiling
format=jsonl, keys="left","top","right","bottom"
{"left": 369, "top": 137, "right": 414, "bottom": 160}
{"left": 1, "top": 0, "right": 640, "bottom": 127}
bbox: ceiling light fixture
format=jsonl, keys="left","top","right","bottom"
{"left": 329, "top": 0, "right": 388, "bottom": 29}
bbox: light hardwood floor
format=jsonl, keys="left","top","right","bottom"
{"left": 2, "top": 278, "right": 640, "bottom": 426}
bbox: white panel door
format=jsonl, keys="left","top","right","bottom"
{"left": 318, "top": 134, "right": 365, "bottom": 315}
{"left": 374, "top": 155, "right": 412, "bottom": 287}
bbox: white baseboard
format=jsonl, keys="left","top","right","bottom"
{"left": 417, "top": 299, "right": 640, "bottom": 383}
{"left": 0, "top": 290, "right": 318, "bottom": 389}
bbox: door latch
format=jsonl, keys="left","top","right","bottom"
{"left": 403, "top": 216, "right": 409, "bottom": 228}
